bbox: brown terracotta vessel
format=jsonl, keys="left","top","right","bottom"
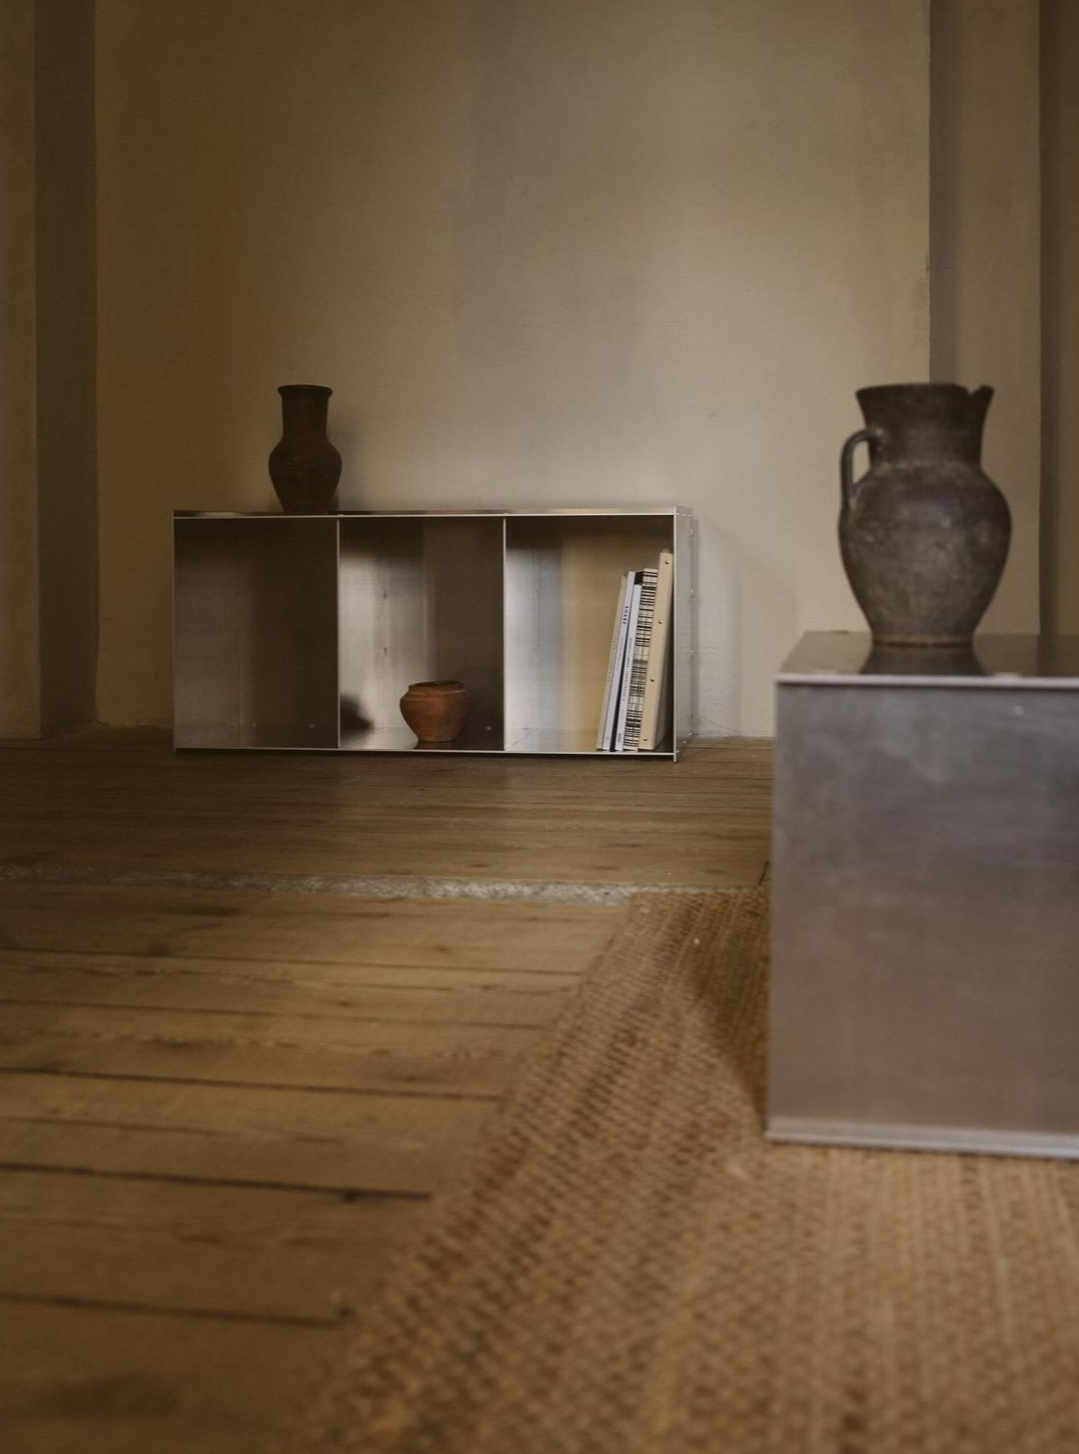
{"left": 399, "top": 680, "right": 471, "bottom": 744}
{"left": 268, "top": 384, "right": 342, "bottom": 513}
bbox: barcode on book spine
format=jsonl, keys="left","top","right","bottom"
{"left": 638, "top": 549, "right": 674, "bottom": 751}
{"left": 620, "top": 570, "right": 657, "bottom": 752}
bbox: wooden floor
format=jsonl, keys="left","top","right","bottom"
{"left": 0, "top": 731, "right": 772, "bottom": 1453}
{"left": 0, "top": 728, "right": 771, "bottom": 888}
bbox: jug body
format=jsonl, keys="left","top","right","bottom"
{"left": 838, "top": 383, "right": 1010, "bottom": 646}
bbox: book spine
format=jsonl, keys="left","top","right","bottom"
{"left": 595, "top": 573, "right": 631, "bottom": 751}
{"left": 638, "top": 549, "right": 674, "bottom": 751}
{"left": 599, "top": 569, "right": 634, "bottom": 750}
{"left": 621, "top": 568, "right": 658, "bottom": 752}
{"left": 613, "top": 574, "right": 643, "bottom": 752}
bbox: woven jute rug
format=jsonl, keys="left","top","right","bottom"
{"left": 281, "top": 889, "right": 1079, "bottom": 1454}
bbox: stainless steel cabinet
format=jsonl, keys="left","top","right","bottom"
{"left": 173, "top": 508, "right": 693, "bottom": 756}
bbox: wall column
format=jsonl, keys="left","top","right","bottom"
{"left": 0, "top": 0, "right": 41, "bottom": 736}
{"left": 1041, "top": 0, "right": 1079, "bottom": 635}
{"left": 930, "top": 0, "right": 1042, "bottom": 632}
{"left": 36, "top": 0, "right": 98, "bottom": 733}
{"left": 0, "top": 0, "right": 97, "bottom": 739}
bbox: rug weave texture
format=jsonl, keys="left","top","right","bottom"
{"left": 285, "top": 890, "right": 1079, "bottom": 1453}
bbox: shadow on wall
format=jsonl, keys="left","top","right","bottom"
{"left": 694, "top": 515, "right": 799, "bottom": 737}
{"left": 1039, "top": 0, "right": 1079, "bottom": 635}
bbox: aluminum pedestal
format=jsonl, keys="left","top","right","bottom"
{"left": 768, "top": 632, "right": 1079, "bottom": 1158}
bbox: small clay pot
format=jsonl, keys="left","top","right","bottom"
{"left": 399, "top": 680, "right": 471, "bottom": 744}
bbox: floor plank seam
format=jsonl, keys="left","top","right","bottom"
{"left": 0, "top": 863, "right": 750, "bottom": 904}
{"left": 0, "top": 1290, "right": 346, "bottom": 1329}
{"left": 0, "top": 1160, "right": 432, "bottom": 1200}
{"left": 0, "top": 995, "right": 553, "bottom": 1030}
{"left": 0, "top": 949, "right": 587, "bottom": 976}
{"left": 0, "top": 1066, "right": 504, "bottom": 1100}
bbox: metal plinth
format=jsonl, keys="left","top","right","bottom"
{"left": 768, "top": 631, "right": 1079, "bottom": 1158}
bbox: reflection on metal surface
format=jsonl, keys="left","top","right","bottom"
{"left": 339, "top": 515, "right": 504, "bottom": 748}
{"left": 503, "top": 515, "right": 677, "bottom": 751}
{"left": 858, "top": 641, "right": 986, "bottom": 677}
{"left": 779, "top": 629, "right": 1079, "bottom": 685}
{"left": 173, "top": 517, "right": 339, "bottom": 750}
{"left": 766, "top": 1119, "right": 1079, "bottom": 1161}
{"left": 769, "top": 632, "right": 1079, "bottom": 1158}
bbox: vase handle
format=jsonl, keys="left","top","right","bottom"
{"left": 840, "top": 428, "right": 881, "bottom": 506}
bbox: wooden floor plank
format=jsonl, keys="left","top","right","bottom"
{"left": 0, "top": 733, "right": 772, "bottom": 888}
{"left": 0, "top": 1001, "right": 545, "bottom": 1096}
{"left": 0, "top": 954, "right": 577, "bottom": 1023}
{"left": 0, "top": 885, "right": 619, "bottom": 970}
{"left": 0, "top": 1169, "right": 424, "bottom": 1323}
{"left": 0, "top": 1072, "right": 494, "bottom": 1193}
{"left": 0, "top": 1302, "right": 331, "bottom": 1454}
{"left": 1, "top": 823, "right": 767, "bottom": 887}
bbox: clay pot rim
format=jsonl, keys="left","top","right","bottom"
{"left": 856, "top": 382, "right": 992, "bottom": 401}
{"left": 404, "top": 680, "right": 467, "bottom": 693}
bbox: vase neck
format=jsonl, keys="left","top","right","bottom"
{"left": 279, "top": 385, "right": 331, "bottom": 435}
{"left": 869, "top": 423, "right": 982, "bottom": 465}
{"left": 857, "top": 383, "right": 991, "bottom": 466}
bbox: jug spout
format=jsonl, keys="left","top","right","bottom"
{"left": 969, "top": 384, "right": 993, "bottom": 426}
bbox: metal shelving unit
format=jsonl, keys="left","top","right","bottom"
{"left": 173, "top": 507, "right": 694, "bottom": 758}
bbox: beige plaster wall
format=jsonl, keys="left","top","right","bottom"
{"left": 930, "top": 0, "right": 1041, "bottom": 634}
{"left": 96, "top": 0, "right": 930, "bottom": 734}
{"left": 0, "top": 0, "right": 40, "bottom": 737}
{"left": 1042, "top": 0, "right": 1079, "bottom": 633}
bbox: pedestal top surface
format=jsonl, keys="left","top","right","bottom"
{"left": 779, "top": 632, "right": 1079, "bottom": 688}
{"left": 174, "top": 506, "right": 689, "bottom": 519}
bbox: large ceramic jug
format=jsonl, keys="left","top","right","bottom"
{"left": 838, "top": 383, "right": 1011, "bottom": 646}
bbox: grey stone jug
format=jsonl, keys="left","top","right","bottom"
{"left": 839, "top": 383, "right": 1011, "bottom": 646}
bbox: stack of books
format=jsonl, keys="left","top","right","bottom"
{"left": 595, "top": 549, "right": 674, "bottom": 752}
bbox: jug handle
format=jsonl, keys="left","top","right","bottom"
{"left": 840, "top": 428, "right": 882, "bottom": 506}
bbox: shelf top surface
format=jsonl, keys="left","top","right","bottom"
{"left": 779, "top": 631, "right": 1079, "bottom": 688}
{"left": 174, "top": 506, "right": 689, "bottom": 520}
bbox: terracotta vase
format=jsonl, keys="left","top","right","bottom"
{"left": 399, "top": 680, "right": 471, "bottom": 744}
{"left": 268, "top": 384, "right": 342, "bottom": 514}
{"left": 838, "top": 383, "right": 1011, "bottom": 646}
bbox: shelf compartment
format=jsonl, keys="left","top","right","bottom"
{"left": 173, "top": 517, "right": 339, "bottom": 749}
{"left": 503, "top": 726, "right": 674, "bottom": 756}
{"left": 504, "top": 515, "right": 675, "bottom": 753}
{"left": 338, "top": 516, "right": 504, "bottom": 751}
